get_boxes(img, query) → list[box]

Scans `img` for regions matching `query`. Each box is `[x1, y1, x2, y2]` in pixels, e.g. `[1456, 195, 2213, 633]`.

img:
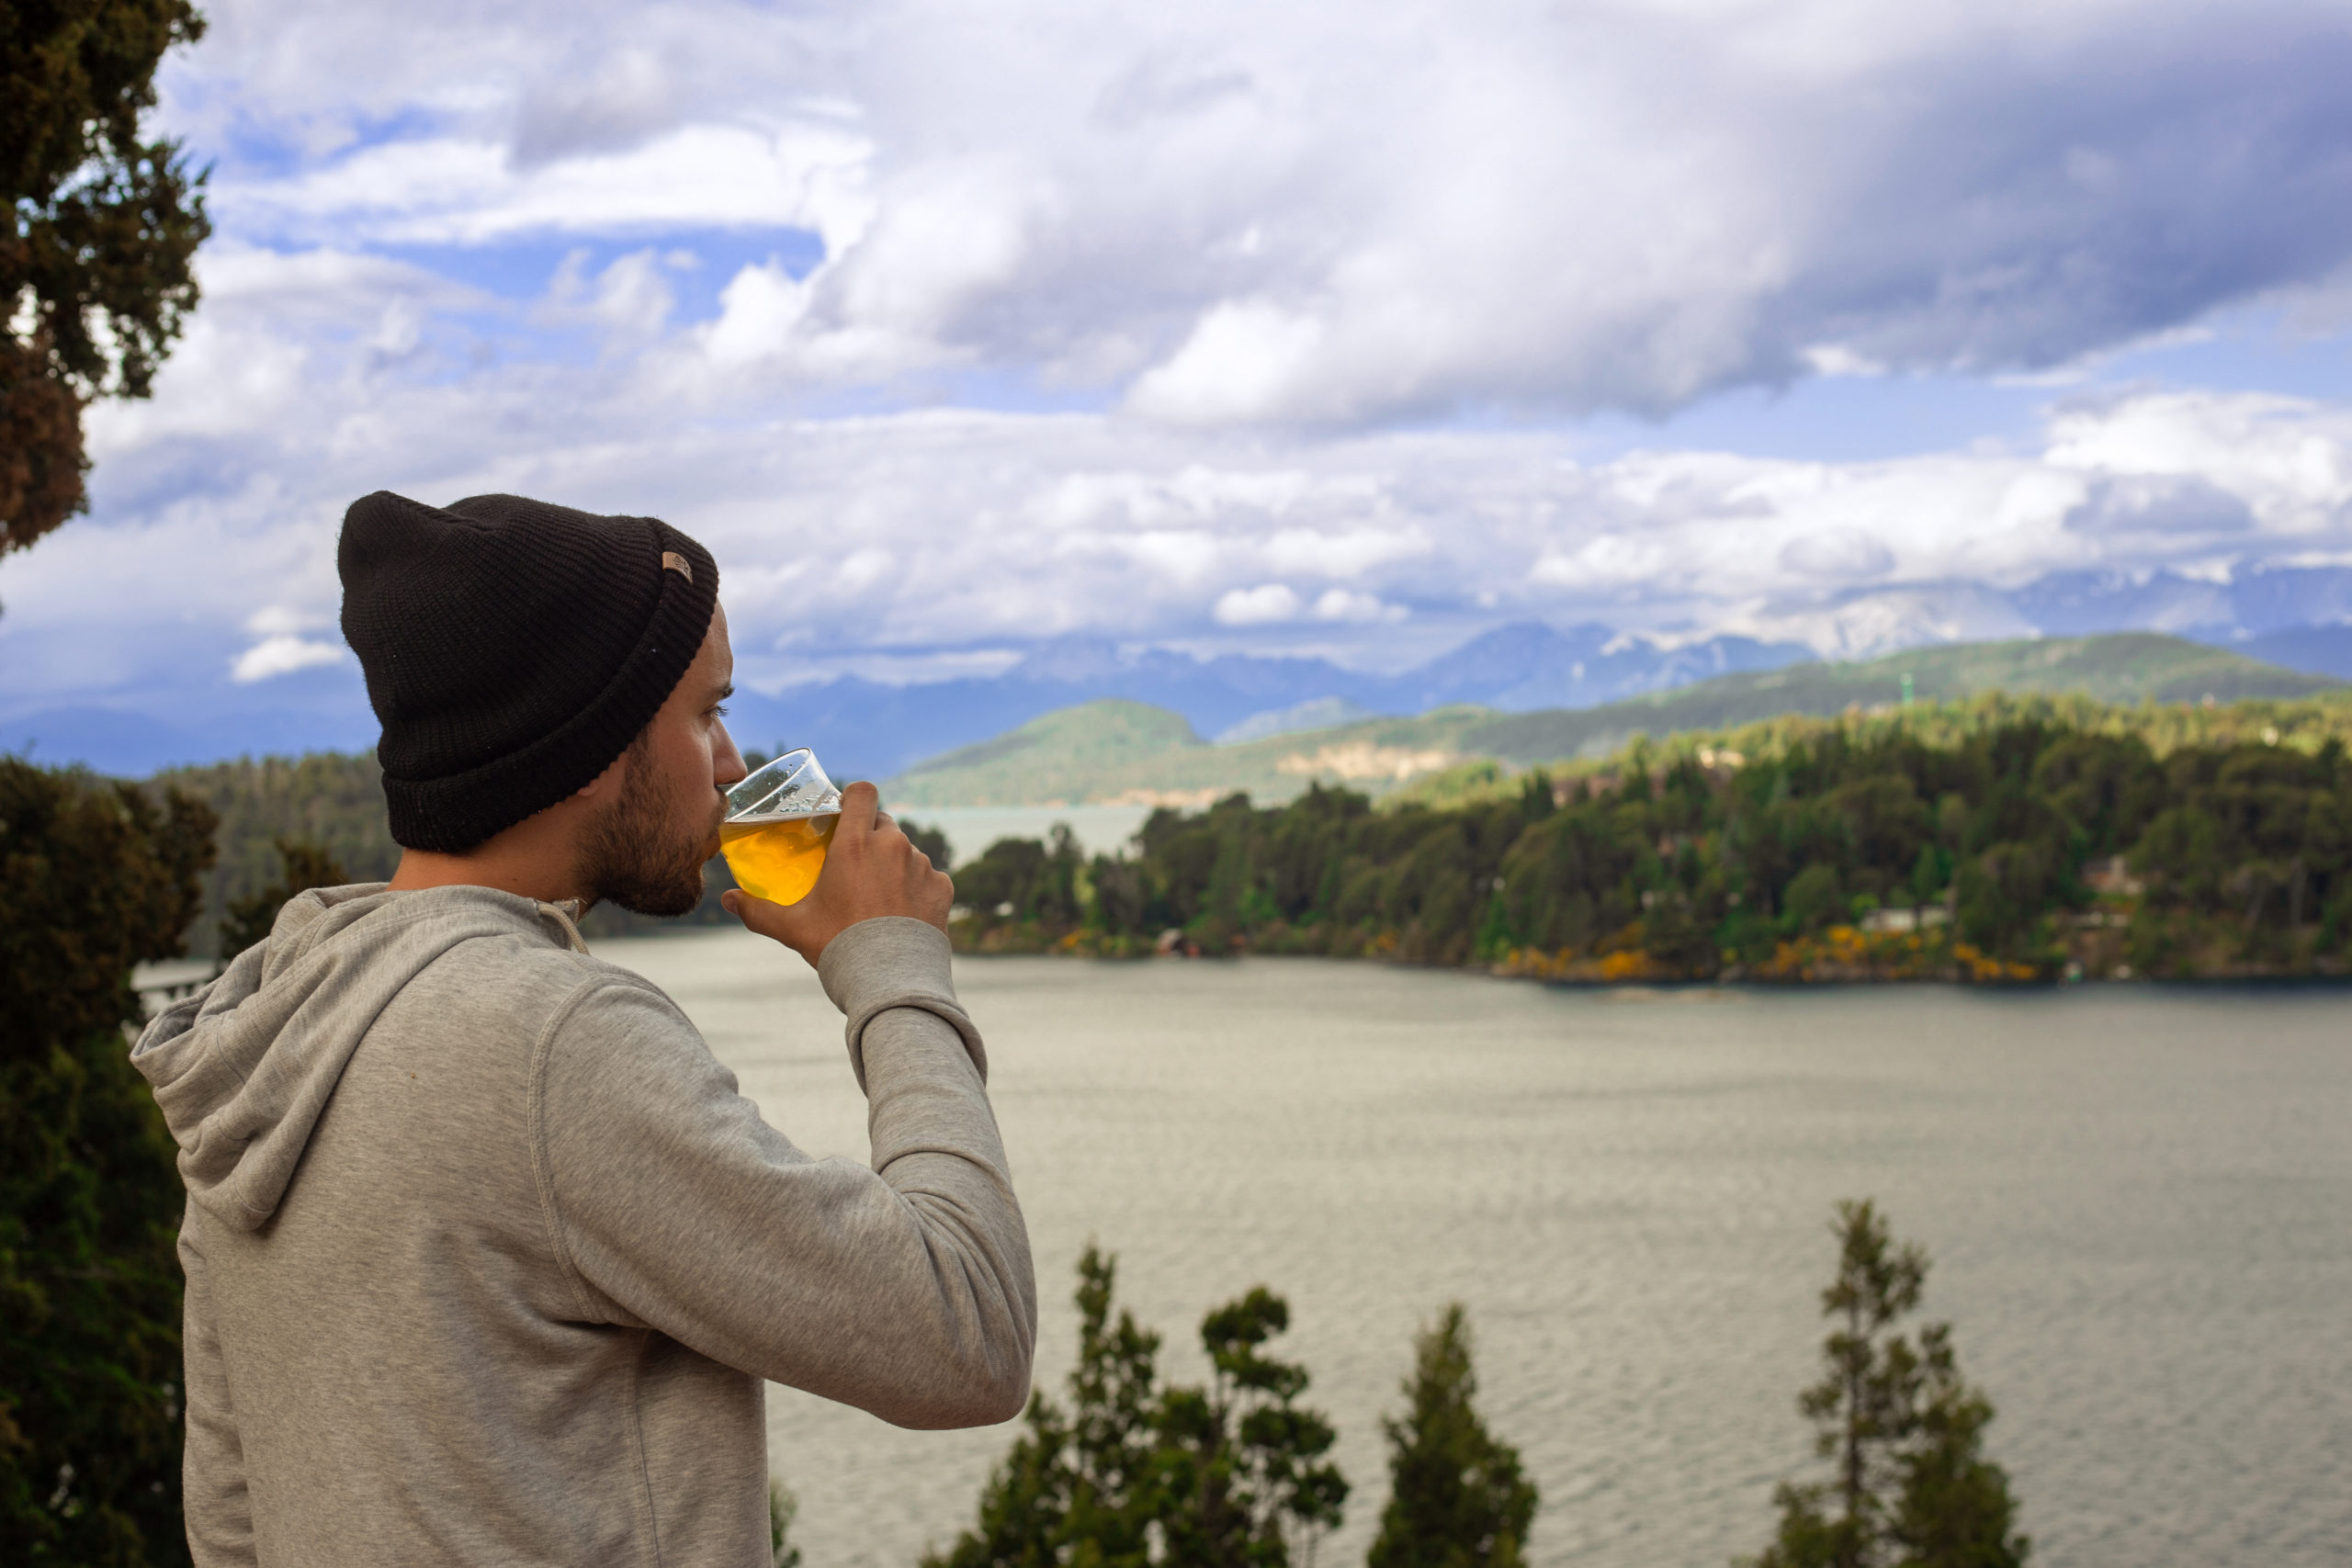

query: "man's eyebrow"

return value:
[709, 681, 735, 703]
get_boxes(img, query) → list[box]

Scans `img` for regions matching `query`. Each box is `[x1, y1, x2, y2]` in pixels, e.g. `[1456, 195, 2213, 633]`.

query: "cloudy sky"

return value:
[8, 0, 2352, 739]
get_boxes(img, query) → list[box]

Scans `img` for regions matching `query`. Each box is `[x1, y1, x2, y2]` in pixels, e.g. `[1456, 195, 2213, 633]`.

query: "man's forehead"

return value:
[701, 602, 734, 684]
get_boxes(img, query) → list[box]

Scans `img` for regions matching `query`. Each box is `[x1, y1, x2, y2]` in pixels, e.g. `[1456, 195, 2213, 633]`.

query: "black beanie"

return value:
[338, 491, 719, 853]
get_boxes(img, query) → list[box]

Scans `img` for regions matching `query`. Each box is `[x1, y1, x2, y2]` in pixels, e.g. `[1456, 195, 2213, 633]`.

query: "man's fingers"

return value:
[727, 781, 944, 962]
[722, 886, 780, 933]
[723, 886, 815, 945]
[837, 779, 881, 837]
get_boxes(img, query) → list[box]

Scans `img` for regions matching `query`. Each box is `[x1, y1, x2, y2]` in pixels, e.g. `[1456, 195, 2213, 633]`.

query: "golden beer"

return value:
[719, 811, 840, 906]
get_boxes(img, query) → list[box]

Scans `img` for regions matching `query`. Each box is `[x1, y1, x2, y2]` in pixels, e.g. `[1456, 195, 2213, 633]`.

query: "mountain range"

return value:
[723, 564, 2352, 778]
[715, 622, 1813, 780]
[18, 563, 2352, 778]
[886, 632, 2346, 807]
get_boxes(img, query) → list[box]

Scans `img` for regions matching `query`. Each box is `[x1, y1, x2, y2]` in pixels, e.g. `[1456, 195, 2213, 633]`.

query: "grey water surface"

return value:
[594, 930, 2352, 1568]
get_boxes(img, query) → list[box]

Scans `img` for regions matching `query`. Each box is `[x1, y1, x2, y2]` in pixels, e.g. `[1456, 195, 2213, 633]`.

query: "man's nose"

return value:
[713, 719, 750, 790]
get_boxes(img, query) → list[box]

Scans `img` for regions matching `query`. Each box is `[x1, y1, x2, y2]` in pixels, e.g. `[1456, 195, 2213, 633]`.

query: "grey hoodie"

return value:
[130, 884, 1035, 1568]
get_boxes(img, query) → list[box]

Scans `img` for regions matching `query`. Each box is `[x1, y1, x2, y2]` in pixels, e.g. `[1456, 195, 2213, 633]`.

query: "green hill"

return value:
[891, 700, 1201, 805]
[886, 633, 2348, 807]
[1460, 632, 2342, 764]
[888, 698, 1498, 807]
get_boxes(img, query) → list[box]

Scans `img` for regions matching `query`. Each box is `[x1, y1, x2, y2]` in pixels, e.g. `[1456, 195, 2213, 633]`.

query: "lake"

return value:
[883, 804, 1155, 867]
[593, 931, 2352, 1568]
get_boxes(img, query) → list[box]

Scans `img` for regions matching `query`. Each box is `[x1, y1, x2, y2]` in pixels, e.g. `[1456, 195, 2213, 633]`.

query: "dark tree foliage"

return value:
[928, 1247, 1346, 1568]
[903, 818, 952, 874]
[1, 757, 215, 1564]
[1744, 1201, 2028, 1568]
[3, 0, 210, 556]
[1157, 1287, 1349, 1568]
[145, 753, 397, 958]
[768, 1478, 802, 1568]
[1367, 1304, 1537, 1568]
[145, 751, 761, 950]
[957, 824, 1087, 928]
[217, 837, 350, 962]
[952, 722, 2352, 976]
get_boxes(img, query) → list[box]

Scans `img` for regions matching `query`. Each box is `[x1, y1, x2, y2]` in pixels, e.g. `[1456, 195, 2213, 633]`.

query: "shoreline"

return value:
[945, 917, 2352, 987]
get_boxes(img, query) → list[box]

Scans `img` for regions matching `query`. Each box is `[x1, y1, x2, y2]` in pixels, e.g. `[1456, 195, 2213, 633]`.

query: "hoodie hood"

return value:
[132, 883, 589, 1233]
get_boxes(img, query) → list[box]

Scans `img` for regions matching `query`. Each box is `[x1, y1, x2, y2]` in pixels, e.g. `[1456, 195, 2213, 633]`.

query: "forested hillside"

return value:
[1456, 631, 2342, 768]
[137, 687, 2352, 977]
[147, 750, 752, 953]
[948, 705, 2352, 982]
[151, 752, 399, 957]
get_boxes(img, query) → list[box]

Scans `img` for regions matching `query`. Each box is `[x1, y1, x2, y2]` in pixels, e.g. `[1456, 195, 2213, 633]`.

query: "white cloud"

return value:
[232, 636, 348, 682]
[1780, 529, 1898, 581]
[152, 0, 2352, 425]
[1261, 525, 1428, 579]
[20, 0, 2352, 731]
[1213, 584, 1304, 626]
[1311, 589, 1406, 624]
[1126, 300, 1329, 425]
[245, 604, 331, 636]
[220, 120, 876, 251]
[21, 288, 2352, 717]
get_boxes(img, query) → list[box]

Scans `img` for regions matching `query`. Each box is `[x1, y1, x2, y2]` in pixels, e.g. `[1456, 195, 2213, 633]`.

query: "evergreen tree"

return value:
[921, 1371, 1073, 1568]
[144, 750, 397, 957]
[1745, 1201, 2028, 1568]
[1064, 1247, 1164, 1567]
[931, 1248, 1345, 1568]
[2, 758, 216, 1564]
[1155, 1287, 1348, 1568]
[925, 1245, 1157, 1568]
[1367, 1303, 1537, 1568]
[219, 841, 350, 964]
[217, 837, 350, 962]
[768, 1478, 802, 1568]
[1885, 1325, 2029, 1568]
[903, 819, 953, 873]
[3, 0, 211, 556]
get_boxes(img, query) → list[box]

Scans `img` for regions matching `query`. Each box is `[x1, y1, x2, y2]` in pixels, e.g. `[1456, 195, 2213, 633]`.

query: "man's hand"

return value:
[722, 781, 954, 964]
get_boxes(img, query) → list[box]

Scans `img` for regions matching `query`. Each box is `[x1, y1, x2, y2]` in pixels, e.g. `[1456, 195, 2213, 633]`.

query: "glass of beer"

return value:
[720, 748, 842, 906]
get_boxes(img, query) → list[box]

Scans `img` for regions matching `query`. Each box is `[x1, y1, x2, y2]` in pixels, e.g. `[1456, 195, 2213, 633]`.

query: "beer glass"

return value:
[720, 749, 842, 906]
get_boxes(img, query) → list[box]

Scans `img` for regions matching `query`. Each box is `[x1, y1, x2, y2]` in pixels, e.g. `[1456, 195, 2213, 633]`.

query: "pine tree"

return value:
[1064, 1247, 1163, 1568]
[1367, 1304, 1537, 1568]
[1887, 1325, 2030, 1568]
[217, 837, 350, 962]
[1153, 1286, 1348, 1568]
[925, 1245, 1158, 1568]
[1745, 1201, 2029, 1568]
[2, 758, 216, 1564]
[931, 1248, 1346, 1568]
[3, 0, 211, 556]
[921, 1365, 1073, 1568]
[768, 1478, 802, 1568]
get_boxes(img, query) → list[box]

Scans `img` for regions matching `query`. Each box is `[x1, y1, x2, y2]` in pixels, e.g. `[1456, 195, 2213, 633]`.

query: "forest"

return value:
[949, 706, 2352, 982]
[115, 692, 2352, 980]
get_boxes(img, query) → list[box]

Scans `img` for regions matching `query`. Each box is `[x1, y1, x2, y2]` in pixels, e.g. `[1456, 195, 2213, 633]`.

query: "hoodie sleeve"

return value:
[531, 918, 1036, 1428]
[179, 1207, 259, 1567]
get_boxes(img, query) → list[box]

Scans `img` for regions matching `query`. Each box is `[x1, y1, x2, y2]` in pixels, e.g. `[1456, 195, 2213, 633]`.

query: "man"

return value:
[132, 491, 1036, 1567]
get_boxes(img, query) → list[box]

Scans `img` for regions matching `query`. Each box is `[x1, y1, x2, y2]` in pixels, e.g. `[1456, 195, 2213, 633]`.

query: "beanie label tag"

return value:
[661, 551, 693, 582]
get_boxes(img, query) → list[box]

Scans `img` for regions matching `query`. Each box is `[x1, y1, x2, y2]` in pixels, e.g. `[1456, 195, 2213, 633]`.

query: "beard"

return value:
[573, 735, 723, 918]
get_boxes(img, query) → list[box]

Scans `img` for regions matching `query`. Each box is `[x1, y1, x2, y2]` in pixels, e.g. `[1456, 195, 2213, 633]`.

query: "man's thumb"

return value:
[725, 887, 804, 944]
